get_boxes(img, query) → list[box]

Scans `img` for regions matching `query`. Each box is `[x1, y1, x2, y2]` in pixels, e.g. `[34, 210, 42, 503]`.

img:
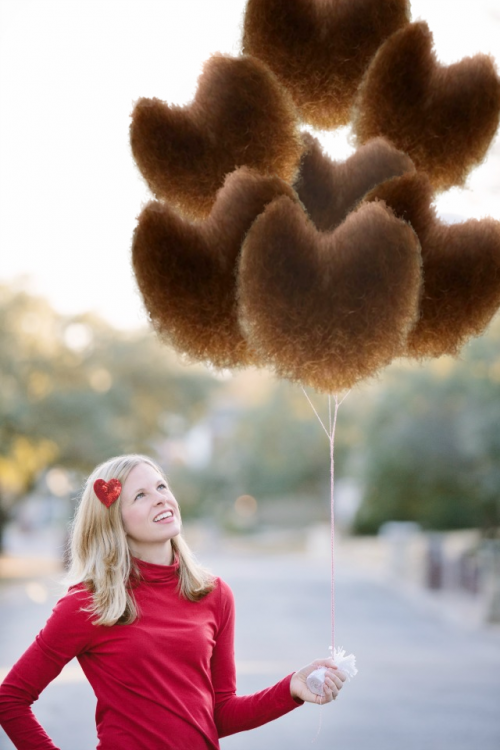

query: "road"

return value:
[1, 551, 500, 749]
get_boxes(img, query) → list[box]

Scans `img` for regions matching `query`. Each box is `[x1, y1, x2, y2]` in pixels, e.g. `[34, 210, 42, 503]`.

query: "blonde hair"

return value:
[66, 454, 215, 626]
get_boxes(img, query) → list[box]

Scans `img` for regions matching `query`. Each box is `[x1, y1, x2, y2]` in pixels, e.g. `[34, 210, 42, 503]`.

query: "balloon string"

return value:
[330, 395, 335, 652]
[301, 388, 350, 654]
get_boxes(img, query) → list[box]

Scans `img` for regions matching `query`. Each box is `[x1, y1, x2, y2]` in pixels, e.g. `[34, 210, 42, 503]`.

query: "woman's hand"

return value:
[290, 658, 346, 704]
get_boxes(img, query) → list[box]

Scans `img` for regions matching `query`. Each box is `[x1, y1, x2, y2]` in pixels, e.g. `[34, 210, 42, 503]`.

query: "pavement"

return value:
[1, 546, 500, 749]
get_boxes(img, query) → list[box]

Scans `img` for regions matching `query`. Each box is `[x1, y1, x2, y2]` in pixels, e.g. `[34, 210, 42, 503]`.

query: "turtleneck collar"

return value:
[132, 555, 180, 584]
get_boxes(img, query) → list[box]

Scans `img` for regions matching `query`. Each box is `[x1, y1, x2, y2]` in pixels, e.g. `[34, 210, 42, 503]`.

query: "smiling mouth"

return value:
[153, 511, 174, 522]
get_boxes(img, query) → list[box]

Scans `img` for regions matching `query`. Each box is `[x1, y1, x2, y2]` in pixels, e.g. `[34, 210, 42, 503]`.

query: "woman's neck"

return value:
[129, 540, 174, 566]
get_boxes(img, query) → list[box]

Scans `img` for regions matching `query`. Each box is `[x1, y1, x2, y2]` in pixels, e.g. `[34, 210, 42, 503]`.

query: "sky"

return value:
[1, 0, 499, 330]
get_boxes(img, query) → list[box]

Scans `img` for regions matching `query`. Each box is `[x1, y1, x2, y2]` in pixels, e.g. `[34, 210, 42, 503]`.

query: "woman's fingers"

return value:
[324, 670, 346, 700]
[326, 669, 346, 687]
[327, 676, 344, 691]
[292, 659, 349, 703]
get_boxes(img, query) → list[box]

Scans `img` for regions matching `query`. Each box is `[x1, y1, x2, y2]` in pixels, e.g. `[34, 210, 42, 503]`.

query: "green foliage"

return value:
[353, 316, 500, 534]
[234, 385, 337, 497]
[2, 281, 499, 541]
[183, 381, 355, 527]
[0, 283, 216, 510]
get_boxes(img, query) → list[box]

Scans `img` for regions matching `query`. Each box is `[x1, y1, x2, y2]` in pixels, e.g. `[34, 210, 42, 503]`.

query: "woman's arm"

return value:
[211, 580, 346, 737]
[210, 579, 300, 738]
[0, 587, 94, 750]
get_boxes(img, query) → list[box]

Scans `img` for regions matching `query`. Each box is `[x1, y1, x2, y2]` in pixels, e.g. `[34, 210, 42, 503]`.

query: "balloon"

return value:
[132, 167, 297, 369]
[238, 197, 422, 392]
[130, 54, 303, 219]
[294, 134, 413, 232]
[363, 172, 500, 357]
[353, 22, 500, 191]
[242, 0, 409, 129]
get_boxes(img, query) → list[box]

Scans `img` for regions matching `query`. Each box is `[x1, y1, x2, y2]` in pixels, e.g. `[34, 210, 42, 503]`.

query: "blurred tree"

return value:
[189, 380, 355, 525]
[2, 281, 499, 549]
[353, 316, 500, 535]
[235, 384, 351, 498]
[0, 282, 217, 549]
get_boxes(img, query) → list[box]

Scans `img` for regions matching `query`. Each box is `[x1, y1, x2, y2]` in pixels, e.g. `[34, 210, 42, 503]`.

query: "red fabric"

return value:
[0, 558, 302, 749]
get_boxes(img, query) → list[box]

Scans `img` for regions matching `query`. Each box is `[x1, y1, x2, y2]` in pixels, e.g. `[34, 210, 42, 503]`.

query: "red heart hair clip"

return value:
[94, 478, 122, 508]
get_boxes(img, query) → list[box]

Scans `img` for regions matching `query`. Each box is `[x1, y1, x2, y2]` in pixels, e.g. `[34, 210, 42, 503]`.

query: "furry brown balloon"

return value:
[294, 133, 414, 231]
[130, 54, 303, 219]
[132, 168, 297, 369]
[238, 197, 422, 392]
[242, 0, 410, 130]
[363, 173, 500, 358]
[353, 22, 500, 191]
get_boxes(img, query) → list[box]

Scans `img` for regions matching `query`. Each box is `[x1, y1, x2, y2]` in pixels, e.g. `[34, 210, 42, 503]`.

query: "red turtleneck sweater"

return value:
[0, 558, 302, 749]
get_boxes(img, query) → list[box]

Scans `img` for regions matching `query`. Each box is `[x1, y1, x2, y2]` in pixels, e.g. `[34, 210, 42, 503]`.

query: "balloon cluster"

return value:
[130, 0, 500, 393]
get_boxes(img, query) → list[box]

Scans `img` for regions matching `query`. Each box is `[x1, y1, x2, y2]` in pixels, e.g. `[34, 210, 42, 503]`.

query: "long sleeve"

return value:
[211, 581, 303, 738]
[0, 587, 94, 750]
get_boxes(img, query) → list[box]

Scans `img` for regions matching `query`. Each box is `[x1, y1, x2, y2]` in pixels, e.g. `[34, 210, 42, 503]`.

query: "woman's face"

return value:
[120, 462, 181, 561]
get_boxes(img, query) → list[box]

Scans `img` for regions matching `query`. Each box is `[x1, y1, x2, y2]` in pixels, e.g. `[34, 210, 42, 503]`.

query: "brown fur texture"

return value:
[242, 0, 410, 129]
[130, 54, 303, 219]
[294, 133, 414, 231]
[353, 22, 500, 191]
[238, 197, 422, 392]
[363, 173, 500, 358]
[132, 167, 297, 369]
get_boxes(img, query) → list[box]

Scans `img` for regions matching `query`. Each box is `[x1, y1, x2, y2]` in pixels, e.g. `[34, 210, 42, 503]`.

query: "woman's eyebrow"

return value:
[133, 481, 167, 493]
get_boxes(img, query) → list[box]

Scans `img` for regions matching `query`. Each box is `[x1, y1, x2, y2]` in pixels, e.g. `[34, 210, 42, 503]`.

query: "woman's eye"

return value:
[158, 483, 167, 490]
[135, 492, 145, 501]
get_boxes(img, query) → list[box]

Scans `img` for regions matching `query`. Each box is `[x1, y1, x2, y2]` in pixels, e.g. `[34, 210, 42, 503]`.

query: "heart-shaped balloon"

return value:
[238, 196, 422, 392]
[353, 22, 500, 191]
[242, 0, 410, 129]
[132, 167, 297, 369]
[130, 54, 302, 219]
[294, 134, 414, 232]
[363, 172, 500, 358]
[94, 479, 122, 508]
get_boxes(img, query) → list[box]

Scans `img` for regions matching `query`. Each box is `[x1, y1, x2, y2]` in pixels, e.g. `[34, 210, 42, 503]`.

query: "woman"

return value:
[0, 454, 345, 749]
